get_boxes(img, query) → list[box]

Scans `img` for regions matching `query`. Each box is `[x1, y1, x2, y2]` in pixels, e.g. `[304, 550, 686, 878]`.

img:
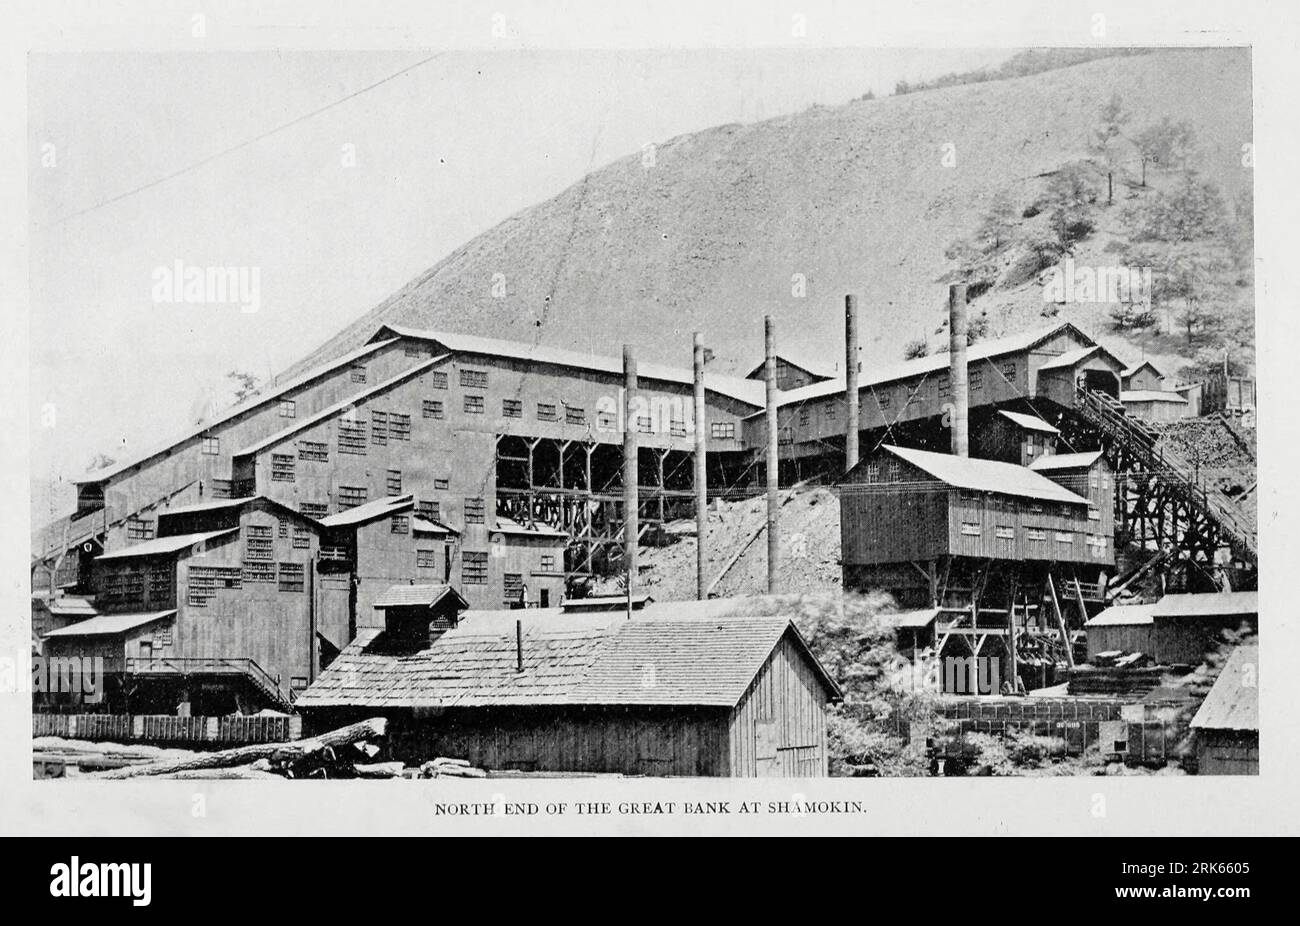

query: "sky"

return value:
[28, 47, 1015, 521]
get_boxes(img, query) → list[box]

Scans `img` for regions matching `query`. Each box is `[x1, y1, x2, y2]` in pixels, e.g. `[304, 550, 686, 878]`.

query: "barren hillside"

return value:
[283, 48, 1253, 382]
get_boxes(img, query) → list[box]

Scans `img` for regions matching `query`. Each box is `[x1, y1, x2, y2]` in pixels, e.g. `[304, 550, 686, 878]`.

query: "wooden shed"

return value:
[1083, 604, 1156, 661]
[296, 599, 842, 777]
[1121, 389, 1189, 422]
[1150, 591, 1258, 666]
[1191, 642, 1258, 775]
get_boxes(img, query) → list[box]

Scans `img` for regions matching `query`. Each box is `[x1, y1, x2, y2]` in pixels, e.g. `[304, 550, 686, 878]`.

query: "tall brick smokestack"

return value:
[844, 294, 860, 471]
[949, 283, 969, 458]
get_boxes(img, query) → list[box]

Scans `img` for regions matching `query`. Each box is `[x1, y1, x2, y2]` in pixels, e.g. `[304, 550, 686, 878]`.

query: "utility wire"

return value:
[55, 51, 445, 224]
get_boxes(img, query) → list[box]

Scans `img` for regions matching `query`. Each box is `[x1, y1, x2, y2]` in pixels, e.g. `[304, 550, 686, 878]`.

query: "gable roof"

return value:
[373, 584, 469, 610]
[235, 355, 448, 458]
[43, 610, 176, 638]
[1151, 591, 1258, 619]
[74, 338, 398, 485]
[372, 324, 765, 408]
[1122, 359, 1166, 378]
[1029, 450, 1104, 472]
[843, 445, 1090, 505]
[744, 352, 838, 383]
[157, 495, 321, 530]
[296, 605, 840, 710]
[94, 528, 239, 561]
[1085, 604, 1156, 628]
[1190, 643, 1258, 732]
[751, 322, 1097, 415]
[319, 495, 415, 528]
[998, 410, 1059, 434]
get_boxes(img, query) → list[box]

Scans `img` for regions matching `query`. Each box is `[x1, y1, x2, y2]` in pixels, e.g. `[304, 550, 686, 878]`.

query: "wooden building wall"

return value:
[1195, 729, 1258, 775]
[378, 705, 731, 776]
[1086, 623, 1155, 660]
[1124, 366, 1165, 392]
[172, 506, 345, 691]
[971, 414, 1057, 467]
[1152, 616, 1255, 665]
[840, 452, 1111, 569]
[1125, 398, 1188, 423]
[727, 634, 831, 777]
[42, 616, 175, 669]
[750, 327, 1097, 460]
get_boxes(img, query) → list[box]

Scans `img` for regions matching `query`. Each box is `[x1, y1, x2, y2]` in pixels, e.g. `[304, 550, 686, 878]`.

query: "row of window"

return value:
[296, 484, 449, 520]
[956, 522, 1109, 549]
[187, 562, 303, 604]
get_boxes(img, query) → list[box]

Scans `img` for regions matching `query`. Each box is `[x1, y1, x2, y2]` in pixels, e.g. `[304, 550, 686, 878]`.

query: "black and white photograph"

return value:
[1, 0, 1295, 855]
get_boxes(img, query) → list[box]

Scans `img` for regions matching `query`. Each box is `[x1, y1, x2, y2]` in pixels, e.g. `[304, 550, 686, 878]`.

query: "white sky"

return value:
[28, 47, 1014, 518]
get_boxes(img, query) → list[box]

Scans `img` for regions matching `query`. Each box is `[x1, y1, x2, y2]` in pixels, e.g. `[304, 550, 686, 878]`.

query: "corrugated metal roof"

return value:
[375, 325, 765, 408]
[857, 445, 1090, 505]
[756, 322, 1096, 413]
[1121, 390, 1187, 404]
[1152, 591, 1258, 619]
[43, 610, 176, 638]
[296, 606, 840, 709]
[236, 356, 448, 457]
[75, 339, 398, 484]
[998, 410, 1059, 434]
[373, 584, 467, 610]
[320, 495, 414, 528]
[1085, 604, 1156, 627]
[1029, 450, 1104, 472]
[95, 529, 238, 561]
[1191, 643, 1258, 731]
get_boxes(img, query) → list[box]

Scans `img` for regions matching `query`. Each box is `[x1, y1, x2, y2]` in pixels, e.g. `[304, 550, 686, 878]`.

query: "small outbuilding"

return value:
[1191, 642, 1258, 775]
[297, 599, 842, 777]
[1083, 603, 1156, 661]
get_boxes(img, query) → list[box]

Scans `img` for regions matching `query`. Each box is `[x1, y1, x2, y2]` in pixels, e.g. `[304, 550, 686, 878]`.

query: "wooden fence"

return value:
[33, 713, 302, 747]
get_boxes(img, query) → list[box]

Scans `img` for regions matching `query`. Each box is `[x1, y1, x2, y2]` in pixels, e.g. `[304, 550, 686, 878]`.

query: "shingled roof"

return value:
[296, 605, 841, 710]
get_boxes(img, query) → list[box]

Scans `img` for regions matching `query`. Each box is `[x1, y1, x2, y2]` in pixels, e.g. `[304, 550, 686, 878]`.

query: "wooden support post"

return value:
[765, 316, 780, 595]
[623, 345, 638, 619]
[1046, 573, 1075, 669]
[694, 332, 708, 600]
[1007, 575, 1019, 694]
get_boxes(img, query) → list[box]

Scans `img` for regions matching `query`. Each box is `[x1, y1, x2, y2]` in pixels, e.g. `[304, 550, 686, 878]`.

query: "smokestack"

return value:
[844, 294, 861, 471]
[948, 283, 969, 458]
[516, 619, 523, 673]
[623, 345, 639, 620]
[694, 332, 708, 601]
[765, 316, 780, 594]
